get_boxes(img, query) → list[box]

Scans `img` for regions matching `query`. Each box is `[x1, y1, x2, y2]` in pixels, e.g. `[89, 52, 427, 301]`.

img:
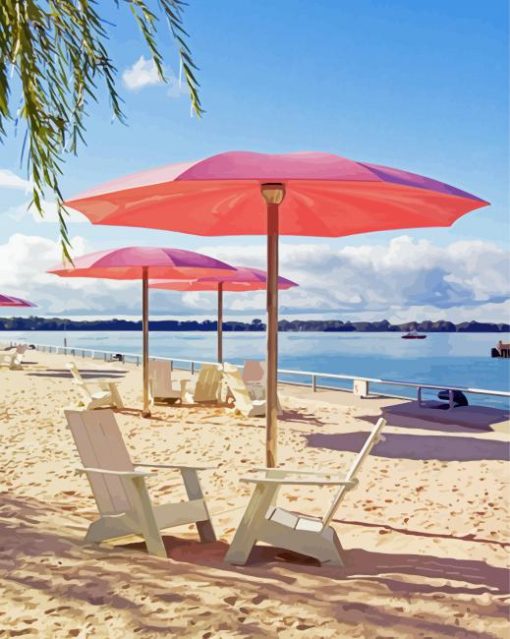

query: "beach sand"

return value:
[1, 349, 508, 638]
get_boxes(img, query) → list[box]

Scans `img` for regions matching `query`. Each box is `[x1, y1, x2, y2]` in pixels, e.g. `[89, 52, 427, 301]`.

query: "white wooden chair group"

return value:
[67, 362, 124, 410]
[65, 408, 385, 566]
[148, 359, 280, 417]
[0, 344, 27, 370]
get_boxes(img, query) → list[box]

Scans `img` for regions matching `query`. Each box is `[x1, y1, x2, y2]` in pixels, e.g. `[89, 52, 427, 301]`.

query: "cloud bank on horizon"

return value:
[0, 231, 508, 324]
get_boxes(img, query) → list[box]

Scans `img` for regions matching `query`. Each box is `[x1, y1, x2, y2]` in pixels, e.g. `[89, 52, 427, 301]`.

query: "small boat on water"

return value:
[401, 330, 427, 340]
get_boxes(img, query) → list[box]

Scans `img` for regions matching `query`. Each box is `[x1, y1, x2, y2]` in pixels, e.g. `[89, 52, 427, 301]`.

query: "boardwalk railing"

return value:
[12, 340, 510, 407]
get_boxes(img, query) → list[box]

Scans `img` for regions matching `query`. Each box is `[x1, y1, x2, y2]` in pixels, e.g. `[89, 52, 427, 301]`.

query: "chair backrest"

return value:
[149, 359, 172, 397]
[242, 360, 266, 386]
[194, 364, 222, 402]
[223, 363, 254, 414]
[65, 409, 135, 516]
[322, 417, 386, 527]
[16, 344, 28, 354]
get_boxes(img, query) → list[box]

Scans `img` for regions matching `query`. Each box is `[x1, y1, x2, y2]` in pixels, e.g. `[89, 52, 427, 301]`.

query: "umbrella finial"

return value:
[261, 183, 286, 205]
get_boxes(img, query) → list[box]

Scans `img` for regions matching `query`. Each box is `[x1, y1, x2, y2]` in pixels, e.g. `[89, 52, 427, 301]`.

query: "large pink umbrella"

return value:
[0, 293, 36, 307]
[150, 267, 298, 363]
[66, 151, 489, 465]
[49, 246, 235, 416]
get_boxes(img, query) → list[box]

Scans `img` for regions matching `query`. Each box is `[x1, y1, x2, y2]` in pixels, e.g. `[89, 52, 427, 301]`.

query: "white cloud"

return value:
[7, 199, 88, 224]
[0, 233, 508, 323]
[199, 236, 510, 318]
[0, 234, 139, 315]
[122, 56, 164, 91]
[0, 169, 32, 192]
[122, 56, 186, 98]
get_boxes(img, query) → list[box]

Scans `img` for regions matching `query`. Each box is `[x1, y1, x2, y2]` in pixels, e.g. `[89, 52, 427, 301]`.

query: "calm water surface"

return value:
[3, 330, 509, 408]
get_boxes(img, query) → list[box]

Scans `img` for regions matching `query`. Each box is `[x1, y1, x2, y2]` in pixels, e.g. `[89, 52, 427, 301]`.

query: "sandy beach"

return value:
[1, 348, 509, 638]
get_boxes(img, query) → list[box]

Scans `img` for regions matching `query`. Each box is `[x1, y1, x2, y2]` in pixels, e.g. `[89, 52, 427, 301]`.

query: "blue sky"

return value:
[0, 0, 508, 321]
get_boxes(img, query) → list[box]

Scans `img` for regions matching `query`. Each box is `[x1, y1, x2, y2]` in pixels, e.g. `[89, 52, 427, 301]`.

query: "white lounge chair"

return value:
[65, 409, 216, 557]
[149, 359, 188, 404]
[225, 417, 386, 566]
[66, 362, 124, 410]
[182, 364, 223, 404]
[223, 363, 282, 417]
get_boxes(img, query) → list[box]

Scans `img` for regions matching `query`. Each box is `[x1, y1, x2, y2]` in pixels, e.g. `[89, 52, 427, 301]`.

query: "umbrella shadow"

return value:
[305, 430, 510, 462]
[357, 412, 493, 434]
[380, 401, 509, 433]
[28, 367, 127, 380]
[2, 493, 507, 638]
[128, 536, 510, 597]
[279, 409, 325, 426]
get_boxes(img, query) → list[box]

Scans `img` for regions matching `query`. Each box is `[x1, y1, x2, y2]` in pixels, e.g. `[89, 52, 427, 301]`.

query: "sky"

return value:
[0, 0, 508, 323]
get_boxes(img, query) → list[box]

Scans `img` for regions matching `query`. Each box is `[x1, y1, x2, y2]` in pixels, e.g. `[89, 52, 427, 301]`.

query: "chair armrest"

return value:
[252, 467, 342, 477]
[135, 463, 216, 471]
[77, 467, 151, 478]
[240, 475, 357, 487]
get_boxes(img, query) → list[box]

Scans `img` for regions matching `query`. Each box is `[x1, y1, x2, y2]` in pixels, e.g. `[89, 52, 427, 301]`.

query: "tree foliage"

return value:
[0, 0, 201, 261]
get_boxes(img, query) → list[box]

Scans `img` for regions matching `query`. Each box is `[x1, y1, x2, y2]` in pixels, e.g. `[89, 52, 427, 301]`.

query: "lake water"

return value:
[3, 330, 509, 408]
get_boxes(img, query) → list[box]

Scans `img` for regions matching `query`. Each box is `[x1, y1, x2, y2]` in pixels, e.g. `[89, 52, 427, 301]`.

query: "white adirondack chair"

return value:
[65, 409, 216, 557]
[149, 359, 188, 404]
[182, 364, 223, 404]
[66, 362, 124, 410]
[0, 345, 26, 370]
[223, 363, 281, 417]
[225, 417, 386, 566]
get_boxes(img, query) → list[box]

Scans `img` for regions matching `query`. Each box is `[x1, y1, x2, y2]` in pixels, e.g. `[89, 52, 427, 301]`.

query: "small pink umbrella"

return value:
[49, 246, 235, 416]
[150, 267, 298, 362]
[0, 293, 36, 307]
[66, 151, 489, 465]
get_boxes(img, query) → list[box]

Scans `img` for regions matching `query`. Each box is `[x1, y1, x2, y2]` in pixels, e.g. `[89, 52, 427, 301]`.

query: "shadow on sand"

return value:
[28, 367, 127, 380]
[381, 401, 509, 433]
[305, 430, 510, 462]
[1, 493, 508, 637]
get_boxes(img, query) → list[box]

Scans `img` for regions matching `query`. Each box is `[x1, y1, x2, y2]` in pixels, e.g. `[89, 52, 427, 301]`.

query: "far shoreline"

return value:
[1, 317, 509, 333]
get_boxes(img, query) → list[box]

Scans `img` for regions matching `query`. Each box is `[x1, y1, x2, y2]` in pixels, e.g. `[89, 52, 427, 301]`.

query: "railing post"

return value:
[191, 362, 195, 375]
[312, 374, 317, 392]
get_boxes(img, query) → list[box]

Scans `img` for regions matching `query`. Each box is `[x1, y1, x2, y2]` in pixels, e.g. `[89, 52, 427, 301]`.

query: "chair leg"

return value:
[309, 527, 344, 566]
[130, 477, 167, 558]
[224, 530, 258, 565]
[181, 469, 216, 542]
[224, 483, 279, 565]
[109, 383, 124, 408]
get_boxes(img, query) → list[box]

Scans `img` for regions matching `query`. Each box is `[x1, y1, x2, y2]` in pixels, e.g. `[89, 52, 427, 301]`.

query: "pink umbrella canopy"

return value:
[0, 293, 36, 307]
[49, 246, 236, 416]
[66, 151, 488, 236]
[49, 246, 235, 280]
[150, 267, 297, 292]
[150, 267, 298, 362]
[66, 151, 489, 466]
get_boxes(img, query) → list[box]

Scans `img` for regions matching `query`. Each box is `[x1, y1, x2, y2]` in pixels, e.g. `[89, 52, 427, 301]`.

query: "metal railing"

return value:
[14, 340, 510, 406]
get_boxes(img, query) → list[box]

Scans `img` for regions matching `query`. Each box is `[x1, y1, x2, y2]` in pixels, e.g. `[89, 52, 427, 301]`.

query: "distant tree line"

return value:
[0, 316, 508, 332]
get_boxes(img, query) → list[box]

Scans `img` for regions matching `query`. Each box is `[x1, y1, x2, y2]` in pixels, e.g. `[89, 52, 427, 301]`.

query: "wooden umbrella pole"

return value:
[217, 282, 224, 364]
[261, 183, 285, 467]
[142, 267, 150, 417]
